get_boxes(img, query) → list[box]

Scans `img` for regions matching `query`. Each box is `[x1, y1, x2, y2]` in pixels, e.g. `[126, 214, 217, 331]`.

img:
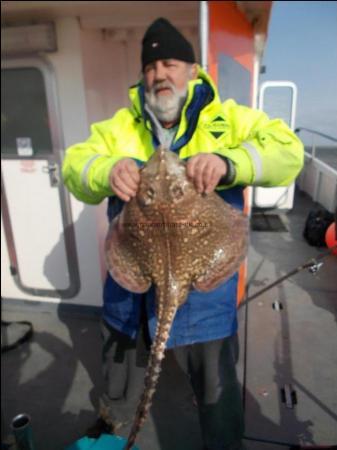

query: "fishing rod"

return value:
[243, 244, 337, 305]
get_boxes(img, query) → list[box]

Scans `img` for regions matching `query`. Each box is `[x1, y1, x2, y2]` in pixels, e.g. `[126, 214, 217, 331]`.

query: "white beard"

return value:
[145, 82, 188, 124]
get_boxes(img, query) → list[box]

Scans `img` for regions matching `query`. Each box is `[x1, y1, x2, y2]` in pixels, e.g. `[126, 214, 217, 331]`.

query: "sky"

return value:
[260, 1, 337, 146]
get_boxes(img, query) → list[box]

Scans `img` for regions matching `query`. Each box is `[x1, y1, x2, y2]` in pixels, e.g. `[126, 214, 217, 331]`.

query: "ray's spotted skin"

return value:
[105, 147, 248, 450]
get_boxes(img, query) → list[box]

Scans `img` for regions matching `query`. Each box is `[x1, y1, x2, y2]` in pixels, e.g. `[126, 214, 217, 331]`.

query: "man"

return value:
[62, 18, 303, 450]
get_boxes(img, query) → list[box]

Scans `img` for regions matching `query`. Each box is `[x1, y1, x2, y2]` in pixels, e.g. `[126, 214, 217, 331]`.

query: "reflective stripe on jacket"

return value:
[62, 67, 304, 347]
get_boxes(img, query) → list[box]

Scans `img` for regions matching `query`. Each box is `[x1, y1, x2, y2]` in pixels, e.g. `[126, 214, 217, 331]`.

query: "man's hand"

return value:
[109, 158, 140, 202]
[186, 153, 227, 194]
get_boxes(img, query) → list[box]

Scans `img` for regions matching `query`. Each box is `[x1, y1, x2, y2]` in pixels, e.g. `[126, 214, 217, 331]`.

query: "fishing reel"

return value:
[308, 260, 324, 275]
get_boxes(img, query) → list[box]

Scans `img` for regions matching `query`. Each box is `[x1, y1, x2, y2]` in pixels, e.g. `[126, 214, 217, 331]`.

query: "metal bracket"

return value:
[281, 384, 297, 409]
[42, 162, 60, 187]
[272, 300, 283, 311]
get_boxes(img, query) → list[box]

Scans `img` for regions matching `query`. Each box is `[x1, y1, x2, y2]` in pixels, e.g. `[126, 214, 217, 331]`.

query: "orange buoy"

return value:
[325, 222, 337, 255]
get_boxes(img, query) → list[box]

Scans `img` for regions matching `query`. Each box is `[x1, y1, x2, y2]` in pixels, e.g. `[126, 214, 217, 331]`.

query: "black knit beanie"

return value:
[141, 18, 196, 71]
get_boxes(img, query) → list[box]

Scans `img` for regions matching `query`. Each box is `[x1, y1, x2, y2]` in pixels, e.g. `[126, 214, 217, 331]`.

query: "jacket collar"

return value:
[128, 67, 221, 151]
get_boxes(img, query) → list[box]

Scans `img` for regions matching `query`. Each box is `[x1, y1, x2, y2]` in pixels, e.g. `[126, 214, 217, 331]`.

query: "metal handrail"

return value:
[295, 127, 337, 213]
[295, 126, 337, 169]
[295, 127, 337, 143]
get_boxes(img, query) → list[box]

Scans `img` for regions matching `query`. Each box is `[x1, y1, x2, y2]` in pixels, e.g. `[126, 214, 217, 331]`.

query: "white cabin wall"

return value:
[80, 29, 130, 122]
[47, 17, 105, 307]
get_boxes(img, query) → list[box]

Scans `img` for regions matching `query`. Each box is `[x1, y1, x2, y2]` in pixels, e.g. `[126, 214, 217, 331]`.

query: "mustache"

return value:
[149, 82, 176, 95]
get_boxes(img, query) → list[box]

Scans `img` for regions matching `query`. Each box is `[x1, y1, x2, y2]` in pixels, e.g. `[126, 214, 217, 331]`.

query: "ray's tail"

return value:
[124, 303, 178, 450]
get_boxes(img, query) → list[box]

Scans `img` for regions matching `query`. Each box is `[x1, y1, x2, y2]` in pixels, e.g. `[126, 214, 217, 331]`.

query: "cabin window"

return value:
[1, 67, 53, 156]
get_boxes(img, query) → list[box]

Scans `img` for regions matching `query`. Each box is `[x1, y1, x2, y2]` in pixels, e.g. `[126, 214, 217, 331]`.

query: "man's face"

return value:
[143, 59, 198, 124]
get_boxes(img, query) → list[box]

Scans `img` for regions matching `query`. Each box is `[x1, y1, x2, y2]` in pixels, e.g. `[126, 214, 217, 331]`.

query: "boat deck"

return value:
[2, 190, 337, 450]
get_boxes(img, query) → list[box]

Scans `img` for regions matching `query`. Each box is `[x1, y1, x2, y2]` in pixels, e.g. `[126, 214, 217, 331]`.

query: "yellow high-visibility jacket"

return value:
[62, 67, 304, 205]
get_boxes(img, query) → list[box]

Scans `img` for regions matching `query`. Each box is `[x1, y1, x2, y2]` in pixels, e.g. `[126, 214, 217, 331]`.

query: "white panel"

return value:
[318, 173, 337, 212]
[80, 28, 129, 121]
[2, 159, 69, 290]
[298, 155, 337, 213]
[48, 18, 104, 306]
[254, 184, 295, 210]
[299, 162, 316, 195]
[2, 24, 57, 55]
[47, 17, 90, 147]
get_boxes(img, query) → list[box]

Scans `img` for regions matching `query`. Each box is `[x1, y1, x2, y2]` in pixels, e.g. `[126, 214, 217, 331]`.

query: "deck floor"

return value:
[2, 190, 337, 450]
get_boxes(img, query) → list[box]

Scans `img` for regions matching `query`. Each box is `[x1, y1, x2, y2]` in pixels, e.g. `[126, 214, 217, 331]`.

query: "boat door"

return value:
[254, 81, 298, 210]
[1, 57, 80, 300]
